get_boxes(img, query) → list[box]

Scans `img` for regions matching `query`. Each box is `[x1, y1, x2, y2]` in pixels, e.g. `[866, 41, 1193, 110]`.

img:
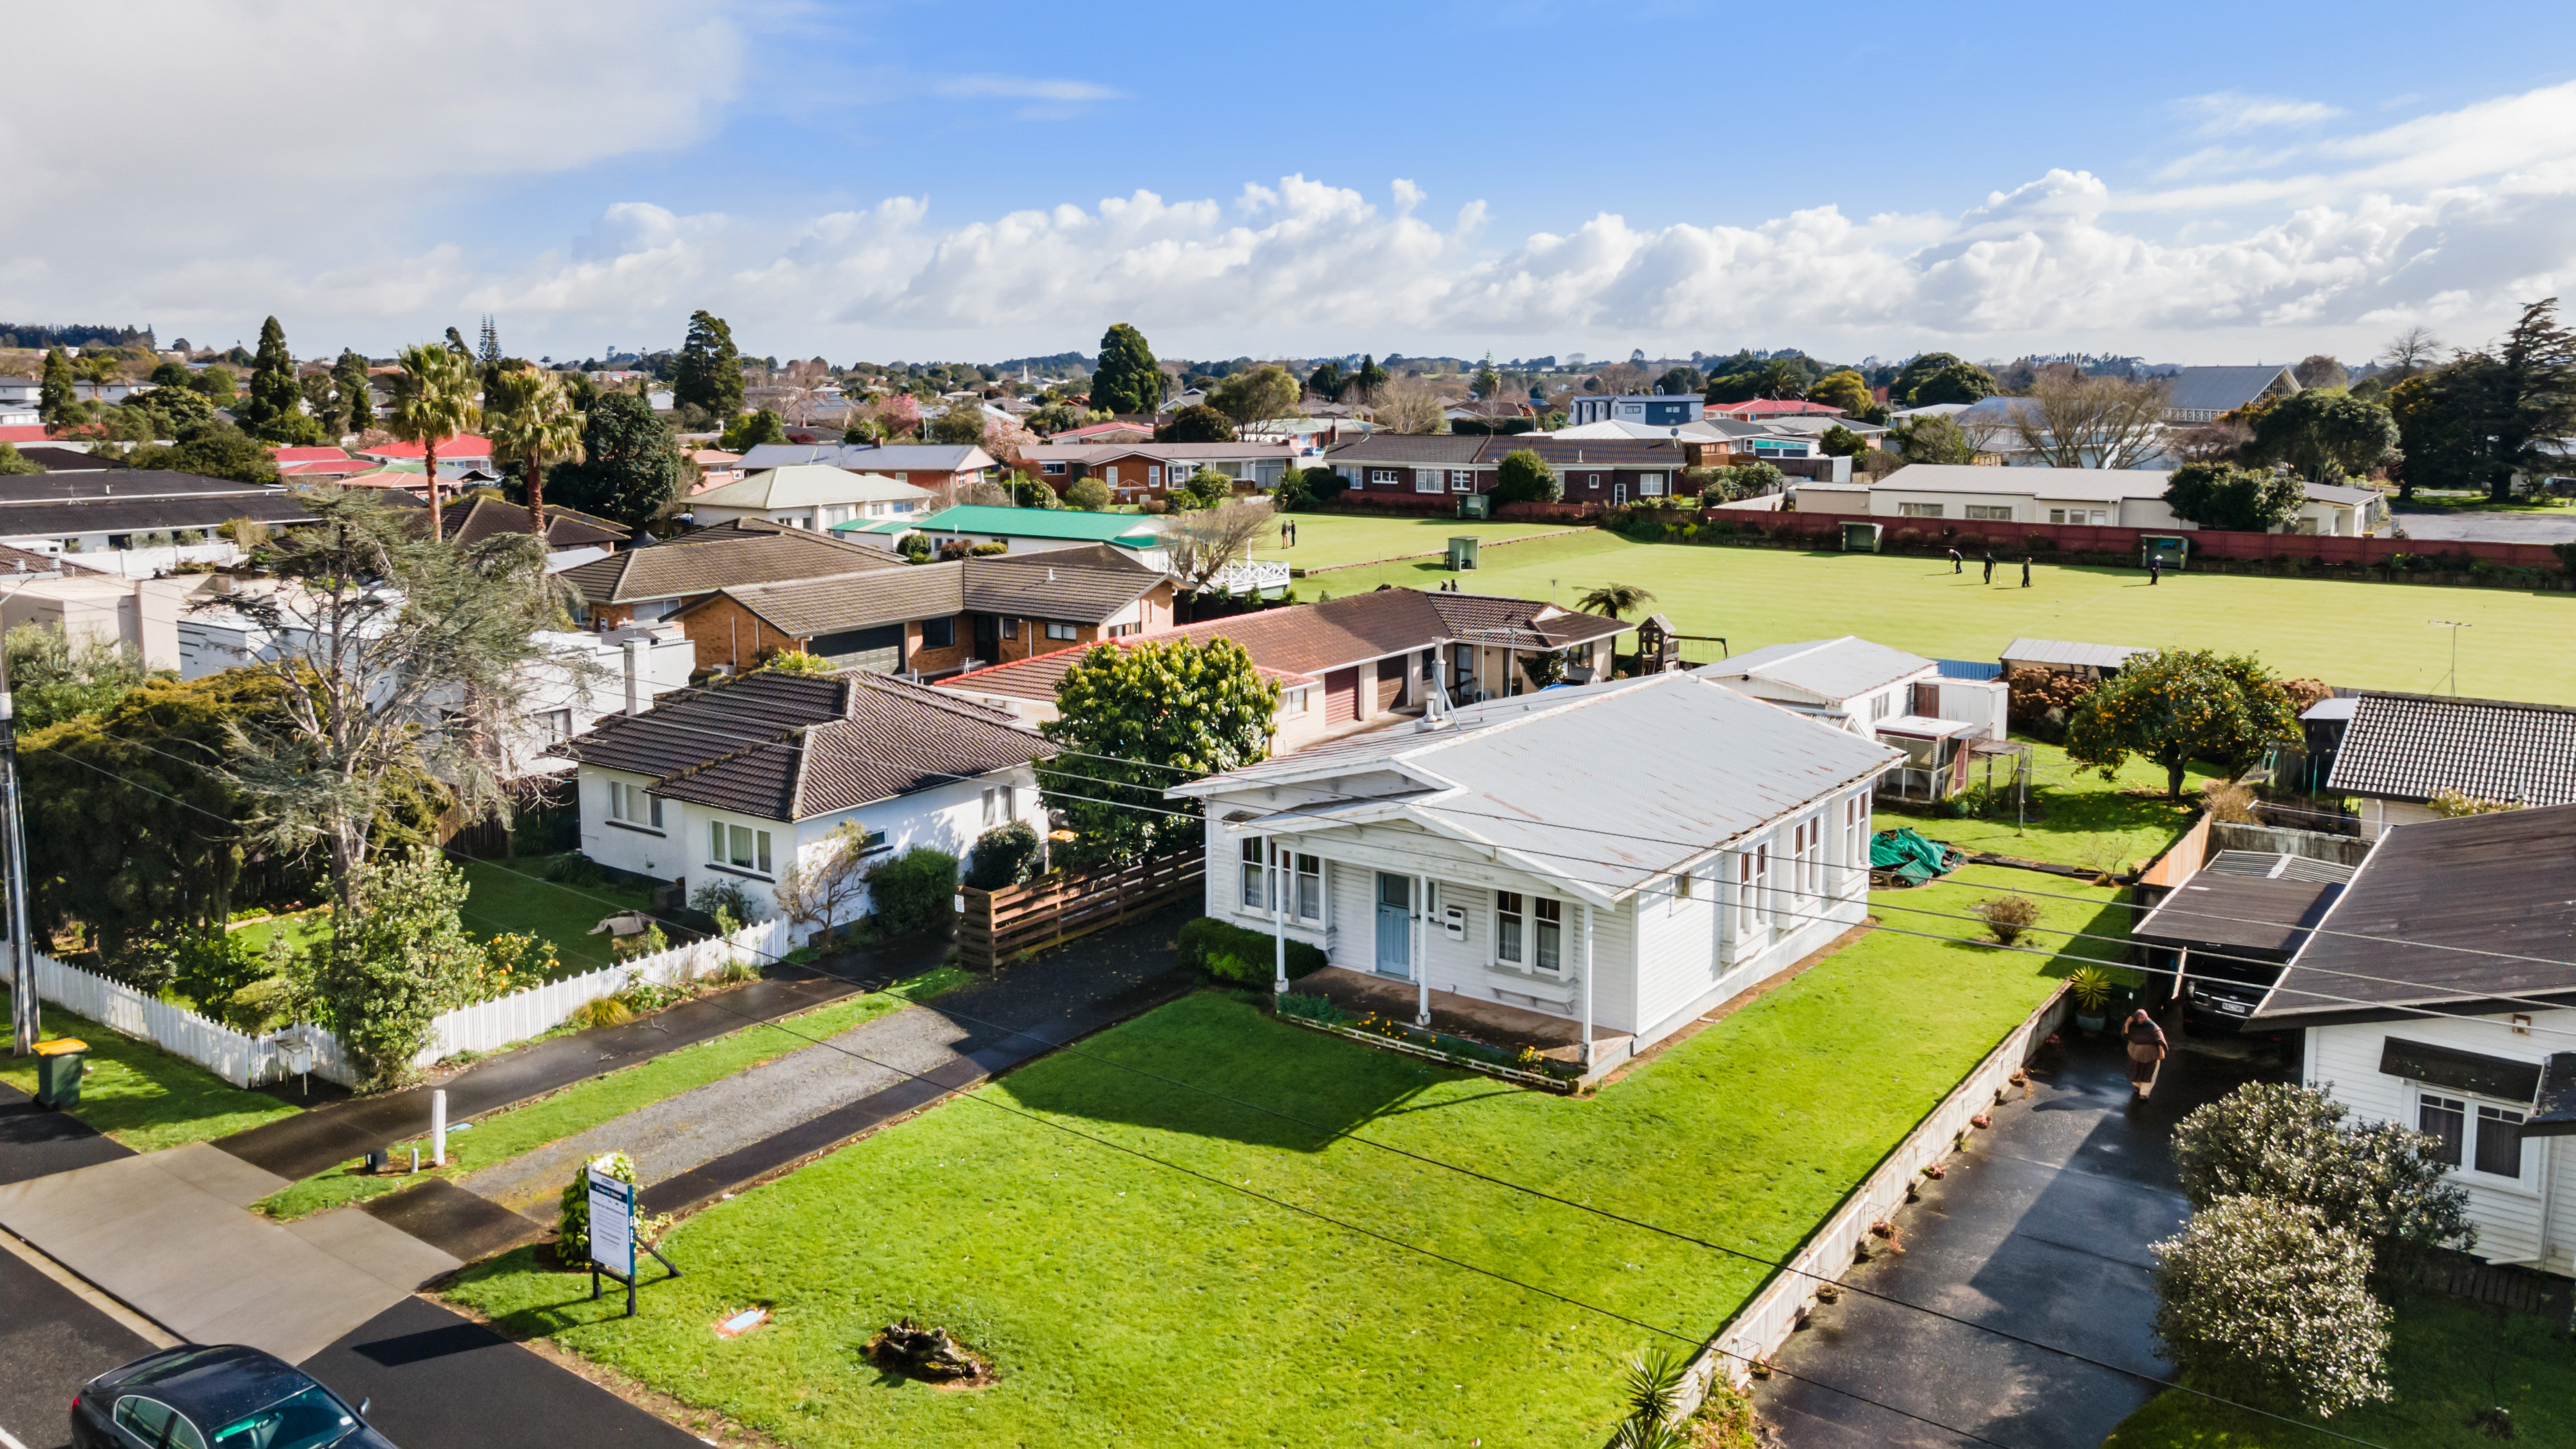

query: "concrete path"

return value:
[0, 1142, 461, 1366]
[1754, 1024, 2277, 1448]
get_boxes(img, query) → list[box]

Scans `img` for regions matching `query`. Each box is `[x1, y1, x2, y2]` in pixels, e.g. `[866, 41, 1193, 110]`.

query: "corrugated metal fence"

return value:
[24, 918, 788, 1090]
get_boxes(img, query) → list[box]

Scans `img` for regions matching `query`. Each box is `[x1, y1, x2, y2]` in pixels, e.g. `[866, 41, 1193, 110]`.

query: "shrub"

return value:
[690, 879, 760, 932]
[757, 650, 833, 676]
[1064, 475, 1115, 511]
[223, 975, 299, 1035]
[2172, 1081, 2474, 1269]
[1969, 895, 2040, 945]
[571, 995, 634, 1030]
[963, 820, 1042, 891]
[556, 1150, 636, 1260]
[2005, 667, 2096, 742]
[2152, 1196, 2392, 1416]
[1177, 916, 1326, 982]
[610, 923, 668, 962]
[866, 846, 958, 936]
[1492, 448, 1561, 506]
[545, 852, 605, 887]
[969, 540, 1010, 556]
[2200, 777, 2259, 823]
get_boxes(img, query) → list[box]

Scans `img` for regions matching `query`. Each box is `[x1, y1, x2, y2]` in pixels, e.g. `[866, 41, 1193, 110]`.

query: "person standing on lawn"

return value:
[2125, 1009, 2168, 1098]
[2020, 557, 2032, 588]
[1947, 546, 1963, 574]
[1981, 550, 1995, 583]
[2148, 554, 2163, 585]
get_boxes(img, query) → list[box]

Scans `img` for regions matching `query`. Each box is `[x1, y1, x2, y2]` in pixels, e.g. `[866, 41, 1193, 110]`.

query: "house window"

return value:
[982, 786, 1014, 827]
[1241, 838, 1268, 911]
[1495, 891, 1562, 972]
[1737, 844, 1770, 934]
[1843, 794, 1866, 887]
[1282, 685, 1312, 715]
[535, 708, 573, 744]
[607, 781, 663, 830]
[1898, 502, 1944, 518]
[1586, 474, 1602, 489]
[1148, 466, 1162, 486]
[998, 617, 1021, 640]
[2419, 1093, 2466, 1168]
[1965, 505, 2013, 521]
[1041, 461, 1065, 475]
[921, 616, 956, 649]
[1370, 469, 1400, 487]
[1798, 817, 1823, 901]
[1105, 621, 1141, 638]
[710, 821, 773, 876]
[1045, 621, 1078, 641]
[1870, 692, 1893, 722]
[2476, 1104, 2527, 1179]
[1415, 468, 1443, 493]
[1294, 853, 1322, 923]
[1639, 473, 1666, 497]
[1450, 469, 1476, 492]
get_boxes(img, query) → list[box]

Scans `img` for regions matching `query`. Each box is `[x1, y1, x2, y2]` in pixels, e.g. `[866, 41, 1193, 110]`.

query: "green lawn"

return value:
[443, 873, 2110, 1449]
[2103, 1294, 2573, 1448]
[455, 856, 658, 977]
[1276, 511, 1587, 571]
[1908, 738, 2217, 876]
[0, 996, 301, 1151]
[258, 965, 972, 1220]
[1300, 532, 2576, 702]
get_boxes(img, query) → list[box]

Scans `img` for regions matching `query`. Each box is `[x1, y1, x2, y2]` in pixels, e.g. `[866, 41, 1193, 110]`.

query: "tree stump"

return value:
[875, 1318, 980, 1381]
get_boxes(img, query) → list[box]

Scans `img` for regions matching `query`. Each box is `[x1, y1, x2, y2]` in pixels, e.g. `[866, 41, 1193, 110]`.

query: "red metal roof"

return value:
[357, 435, 493, 460]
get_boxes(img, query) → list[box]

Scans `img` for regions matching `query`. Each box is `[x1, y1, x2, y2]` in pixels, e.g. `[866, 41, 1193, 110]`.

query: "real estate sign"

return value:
[586, 1161, 635, 1279]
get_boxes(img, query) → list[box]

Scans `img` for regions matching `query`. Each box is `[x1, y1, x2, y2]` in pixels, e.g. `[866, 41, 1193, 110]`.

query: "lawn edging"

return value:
[1271, 996, 1581, 1092]
[1666, 981, 2074, 1428]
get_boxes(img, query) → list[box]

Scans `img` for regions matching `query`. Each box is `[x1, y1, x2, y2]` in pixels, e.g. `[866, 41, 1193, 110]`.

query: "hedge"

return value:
[1177, 916, 1327, 983]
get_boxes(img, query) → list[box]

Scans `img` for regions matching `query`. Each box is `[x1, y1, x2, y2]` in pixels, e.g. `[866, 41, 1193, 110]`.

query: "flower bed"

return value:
[1274, 990, 1584, 1090]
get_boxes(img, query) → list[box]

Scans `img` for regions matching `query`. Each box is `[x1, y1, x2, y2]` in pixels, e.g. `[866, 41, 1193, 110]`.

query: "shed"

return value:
[1447, 536, 1481, 571]
[1840, 520, 1882, 553]
[2000, 638, 2146, 679]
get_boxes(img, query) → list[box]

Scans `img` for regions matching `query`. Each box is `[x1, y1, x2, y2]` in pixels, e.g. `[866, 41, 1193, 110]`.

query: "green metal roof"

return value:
[846, 505, 1161, 545]
[835, 517, 917, 536]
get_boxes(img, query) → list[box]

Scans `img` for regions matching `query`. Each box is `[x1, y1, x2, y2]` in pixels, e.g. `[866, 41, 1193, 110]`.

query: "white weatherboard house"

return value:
[556, 669, 1052, 941]
[1172, 674, 1902, 1074]
[2249, 804, 2576, 1273]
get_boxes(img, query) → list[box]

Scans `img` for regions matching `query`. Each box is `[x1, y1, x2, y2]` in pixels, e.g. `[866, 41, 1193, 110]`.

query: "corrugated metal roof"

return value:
[1695, 636, 1931, 703]
[2325, 691, 2576, 806]
[2255, 803, 2576, 1019]
[894, 506, 1161, 545]
[2001, 638, 2147, 670]
[1177, 674, 1900, 900]
[2165, 365, 2298, 417]
[2132, 870, 2344, 956]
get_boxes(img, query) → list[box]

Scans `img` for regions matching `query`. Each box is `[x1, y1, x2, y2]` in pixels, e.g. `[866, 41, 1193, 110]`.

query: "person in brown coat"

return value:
[2124, 1009, 2169, 1098]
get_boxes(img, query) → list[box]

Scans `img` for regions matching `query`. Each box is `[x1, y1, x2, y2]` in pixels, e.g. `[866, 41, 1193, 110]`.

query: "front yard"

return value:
[444, 869, 2112, 1449]
[0, 995, 300, 1151]
[2104, 1293, 2573, 1448]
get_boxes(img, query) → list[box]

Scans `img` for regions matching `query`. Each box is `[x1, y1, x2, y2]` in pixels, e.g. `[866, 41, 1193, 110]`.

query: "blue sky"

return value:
[9, 1, 2576, 367]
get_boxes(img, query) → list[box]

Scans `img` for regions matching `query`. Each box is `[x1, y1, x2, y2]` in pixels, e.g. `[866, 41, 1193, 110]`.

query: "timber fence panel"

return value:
[408, 918, 786, 1067]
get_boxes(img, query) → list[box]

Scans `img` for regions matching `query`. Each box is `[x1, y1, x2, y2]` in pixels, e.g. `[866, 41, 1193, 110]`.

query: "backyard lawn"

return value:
[0, 995, 300, 1151]
[258, 965, 971, 1220]
[1300, 531, 2576, 703]
[1908, 738, 2218, 876]
[444, 870, 2114, 1449]
[225, 856, 657, 979]
[2103, 1293, 2573, 1448]
[1271, 511, 1586, 572]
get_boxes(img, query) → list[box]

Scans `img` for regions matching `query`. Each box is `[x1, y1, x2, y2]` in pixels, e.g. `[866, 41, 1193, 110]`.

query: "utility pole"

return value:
[2429, 620, 2471, 696]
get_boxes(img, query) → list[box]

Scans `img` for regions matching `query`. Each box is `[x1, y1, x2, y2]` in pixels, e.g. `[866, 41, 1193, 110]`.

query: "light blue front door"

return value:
[1375, 873, 1412, 978]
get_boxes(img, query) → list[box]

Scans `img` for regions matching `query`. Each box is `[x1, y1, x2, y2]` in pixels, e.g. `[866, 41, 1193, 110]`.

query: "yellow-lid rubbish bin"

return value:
[32, 1037, 89, 1111]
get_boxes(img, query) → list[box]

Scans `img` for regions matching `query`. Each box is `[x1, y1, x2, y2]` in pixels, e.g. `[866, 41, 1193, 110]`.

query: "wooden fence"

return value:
[25, 952, 279, 1088]
[957, 851, 1204, 970]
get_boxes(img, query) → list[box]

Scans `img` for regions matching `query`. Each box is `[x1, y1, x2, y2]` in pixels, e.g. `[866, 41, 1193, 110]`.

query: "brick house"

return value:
[672, 544, 1176, 679]
[1018, 441, 1302, 504]
[1325, 434, 1695, 506]
[558, 522, 907, 629]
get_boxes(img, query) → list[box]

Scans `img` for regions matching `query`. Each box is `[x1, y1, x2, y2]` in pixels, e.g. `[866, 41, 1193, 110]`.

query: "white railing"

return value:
[1195, 558, 1293, 596]
[26, 952, 278, 1088]
[50, 541, 243, 577]
[23, 918, 787, 1092]
[1640, 984, 2072, 1434]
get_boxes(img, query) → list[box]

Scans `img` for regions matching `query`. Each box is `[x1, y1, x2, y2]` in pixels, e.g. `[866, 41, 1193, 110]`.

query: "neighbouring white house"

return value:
[507, 624, 699, 778]
[0, 570, 207, 672]
[2320, 690, 2576, 839]
[1794, 464, 2385, 537]
[687, 464, 934, 532]
[1171, 673, 1902, 1077]
[1692, 636, 2009, 802]
[2249, 804, 2576, 1274]
[556, 668, 1054, 941]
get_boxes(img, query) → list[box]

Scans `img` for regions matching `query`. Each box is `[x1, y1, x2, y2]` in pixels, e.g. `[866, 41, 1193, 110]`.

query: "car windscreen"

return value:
[210, 1386, 361, 1449]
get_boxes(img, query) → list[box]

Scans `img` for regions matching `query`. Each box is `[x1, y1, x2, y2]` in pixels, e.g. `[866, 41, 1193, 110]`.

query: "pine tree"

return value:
[477, 316, 501, 368]
[1355, 354, 1389, 404]
[39, 347, 79, 426]
[238, 316, 313, 443]
[1088, 323, 1165, 415]
[672, 310, 744, 419]
[332, 350, 374, 432]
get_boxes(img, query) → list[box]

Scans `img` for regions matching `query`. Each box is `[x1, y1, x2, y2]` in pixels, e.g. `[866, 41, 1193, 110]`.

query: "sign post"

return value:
[584, 1160, 677, 1318]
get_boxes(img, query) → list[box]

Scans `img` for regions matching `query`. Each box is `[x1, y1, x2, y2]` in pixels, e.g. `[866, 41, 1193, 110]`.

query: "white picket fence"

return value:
[26, 952, 278, 1088]
[22, 918, 788, 1091]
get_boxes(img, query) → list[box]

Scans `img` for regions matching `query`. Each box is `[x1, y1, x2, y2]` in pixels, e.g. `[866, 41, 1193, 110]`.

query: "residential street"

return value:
[1756, 1023, 2278, 1448]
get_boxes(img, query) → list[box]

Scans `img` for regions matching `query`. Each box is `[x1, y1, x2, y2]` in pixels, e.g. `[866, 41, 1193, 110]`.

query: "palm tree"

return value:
[1577, 582, 1657, 620]
[389, 342, 483, 537]
[484, 365, 585, 536]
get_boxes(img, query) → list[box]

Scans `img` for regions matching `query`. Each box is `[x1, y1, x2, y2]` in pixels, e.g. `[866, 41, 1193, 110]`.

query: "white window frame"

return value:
[1449, 469, 1476, 492]
[982, 786, 1013, 827]
[1414, 468, 1443, 493]
[1293, 852, 1323, 924]
[1370, 469, 1400, 487]
[1148, 465, 1162, 486]
[607, 779, 663, 832]
[1669, 867, 1694, 914]
[708, 820, 774, 878]
[1045, 621, 1078, 641]
[535, 708, 573, 744]
[1639, 472, 1667, 497]
[1843, 793, 1866, 891]
[1870, 692, 1893, 723]
[1736, 844, 1771, 935]
[1898, 502, 1944, 518]
[1282, 685, 1312, 715]
[1493, 889, 1564, 975]
[1964, 504, 2013, 521]
[1240, 837, 1268, 912]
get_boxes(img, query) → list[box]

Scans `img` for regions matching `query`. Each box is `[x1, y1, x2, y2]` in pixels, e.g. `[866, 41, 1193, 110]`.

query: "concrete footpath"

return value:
[1755, 1024, 2276, 1448]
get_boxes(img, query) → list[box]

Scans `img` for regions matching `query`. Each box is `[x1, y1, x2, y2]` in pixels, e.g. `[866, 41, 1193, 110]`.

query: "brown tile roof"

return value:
[1321, 434, 1690, 470]
[683, 544, 1166, 639]
[701, 565, 965, 639]
[960, 545, 1164, 621]
[437, 495, 629, 550]
[1323, 435, 1491, 467]
[557, 669, 1048, 822]
[561, 528, 904, 605]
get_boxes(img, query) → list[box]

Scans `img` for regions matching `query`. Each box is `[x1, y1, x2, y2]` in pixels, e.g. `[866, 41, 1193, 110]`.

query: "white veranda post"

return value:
[1415, 873, 1431, 1026]
[1269, 835, 1287, 994]
[1580, 903, 1595, 1072]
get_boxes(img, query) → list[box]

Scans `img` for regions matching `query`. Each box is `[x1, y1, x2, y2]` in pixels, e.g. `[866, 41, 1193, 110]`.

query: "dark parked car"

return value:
[71, 1344, 395, 1449]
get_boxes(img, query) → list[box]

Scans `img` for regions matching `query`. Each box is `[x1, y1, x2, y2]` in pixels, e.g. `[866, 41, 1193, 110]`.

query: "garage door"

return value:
[1324, 667, 1359, 724]
[810, 623, 904, 673]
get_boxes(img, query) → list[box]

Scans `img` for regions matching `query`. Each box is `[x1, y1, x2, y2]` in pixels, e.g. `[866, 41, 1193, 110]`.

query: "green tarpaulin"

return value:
[1870, 827, 1964, 887]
